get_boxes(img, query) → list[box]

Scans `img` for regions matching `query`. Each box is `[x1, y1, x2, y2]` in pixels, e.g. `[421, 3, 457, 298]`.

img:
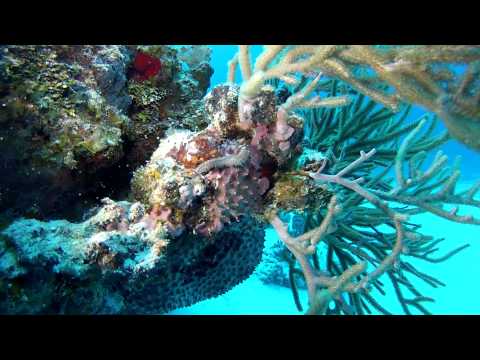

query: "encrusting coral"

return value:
[130, 81, 302, 237]
[0, 198, 265, 313]
[1, 45, 480, 315]
[0, 45, 213, 220]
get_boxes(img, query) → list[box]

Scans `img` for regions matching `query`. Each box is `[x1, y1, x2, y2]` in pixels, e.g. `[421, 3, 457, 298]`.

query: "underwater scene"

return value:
[0, 45, 479, 315]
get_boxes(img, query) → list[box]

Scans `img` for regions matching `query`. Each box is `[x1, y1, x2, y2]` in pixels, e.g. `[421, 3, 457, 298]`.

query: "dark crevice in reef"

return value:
[0, 132, 142, 223]
[0, 117, 160, 224]
[0, 156, 134, 223]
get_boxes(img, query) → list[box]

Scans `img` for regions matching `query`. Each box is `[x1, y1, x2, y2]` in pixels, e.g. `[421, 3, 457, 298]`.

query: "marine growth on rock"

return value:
[1, 45, 480, 315]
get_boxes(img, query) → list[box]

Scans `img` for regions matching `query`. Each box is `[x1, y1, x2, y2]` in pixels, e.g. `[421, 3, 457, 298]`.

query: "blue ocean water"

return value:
[168, 45, 480, 315]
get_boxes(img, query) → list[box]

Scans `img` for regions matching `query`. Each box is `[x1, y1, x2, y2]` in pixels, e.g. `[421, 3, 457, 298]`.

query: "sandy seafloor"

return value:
[168, 181, 480, 315]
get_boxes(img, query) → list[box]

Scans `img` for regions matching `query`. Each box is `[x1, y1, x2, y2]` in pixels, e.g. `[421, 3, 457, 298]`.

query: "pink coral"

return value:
[130, 83, 302, 239]
[141, 204, 185, 237]
[273, 107, 295, 142]
[195, 157, 269, 237]
[251, 124, 269, 147]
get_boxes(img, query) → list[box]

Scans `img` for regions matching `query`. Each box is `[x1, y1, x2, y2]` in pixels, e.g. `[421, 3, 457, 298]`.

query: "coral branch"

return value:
[254, 45, 286, 72]
[238, 45, 252, 81]
[269, 185, 408, 314]
[239, 45, 480, 150]
[309, 149, 408, 222]
[227, 53, 239, 83]
[195, 148, 250, 175]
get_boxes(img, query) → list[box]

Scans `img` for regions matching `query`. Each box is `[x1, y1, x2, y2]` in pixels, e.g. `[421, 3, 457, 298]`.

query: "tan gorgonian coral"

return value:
[230, 45, 480, 150]
[229, 45, 480, 315]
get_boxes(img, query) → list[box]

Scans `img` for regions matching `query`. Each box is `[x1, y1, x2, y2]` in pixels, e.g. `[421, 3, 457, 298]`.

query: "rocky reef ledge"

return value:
[0, 199, 265, 314]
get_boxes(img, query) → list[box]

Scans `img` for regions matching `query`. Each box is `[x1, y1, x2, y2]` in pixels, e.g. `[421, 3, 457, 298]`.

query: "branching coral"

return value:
[231, 45, 480, 150]
[271, 100, 474, 313]
[229, 45, 480, 315]
[268, 128, 478, 313]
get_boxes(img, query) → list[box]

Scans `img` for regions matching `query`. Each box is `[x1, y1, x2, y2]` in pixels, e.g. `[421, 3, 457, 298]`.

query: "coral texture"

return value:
[2, 45, 480, 316]
[131, 82, 305, 239]
[0, 199, 265, 314]
[230, 45, 480, 315]
[0, 45, 213, 220]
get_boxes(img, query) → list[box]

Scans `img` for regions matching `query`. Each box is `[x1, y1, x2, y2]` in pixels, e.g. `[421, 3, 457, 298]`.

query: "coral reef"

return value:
[2, 45, 480, 315]
[0, 55, 330, 313]
[0, 198, 265, 313]
[235, 45, 480, 150]
[125, 45, 212, 167]
[0, 45, 213, 220]
[230, 45, 480, 314]
[130, 81, 305, 238]
[0, 64, 301, 313]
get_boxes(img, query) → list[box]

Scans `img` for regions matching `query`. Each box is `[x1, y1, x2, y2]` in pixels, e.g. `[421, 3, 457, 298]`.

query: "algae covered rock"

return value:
[0, 199, 265, 314]
[0, 74, 315, 314]
[0, 45, 213, 220]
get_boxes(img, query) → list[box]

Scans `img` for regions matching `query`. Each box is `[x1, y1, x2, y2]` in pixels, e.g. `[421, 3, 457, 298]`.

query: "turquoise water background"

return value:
[170, 46, 480, 315]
